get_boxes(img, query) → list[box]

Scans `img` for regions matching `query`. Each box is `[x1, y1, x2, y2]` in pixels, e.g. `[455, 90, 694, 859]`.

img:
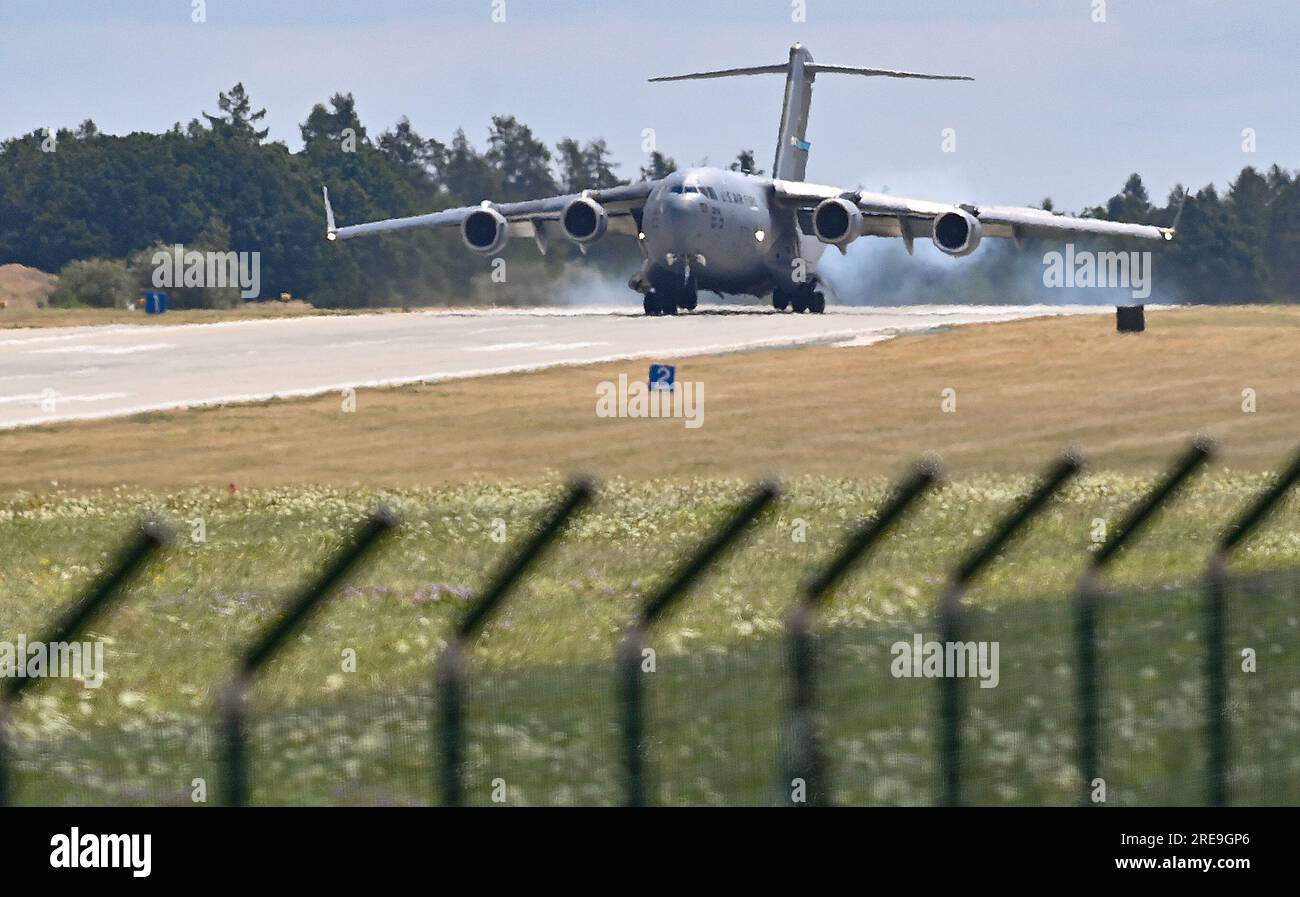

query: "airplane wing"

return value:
[770, 178, 1176, 252]
[322, 181, 657, 251]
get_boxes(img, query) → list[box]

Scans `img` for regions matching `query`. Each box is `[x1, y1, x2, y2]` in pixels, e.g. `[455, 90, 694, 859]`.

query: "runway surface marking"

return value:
[0, 305, 1110, 429]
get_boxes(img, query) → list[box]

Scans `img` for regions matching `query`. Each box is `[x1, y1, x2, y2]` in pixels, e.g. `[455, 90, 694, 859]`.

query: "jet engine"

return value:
[560, 196, 609, 245]
[931, 209, 982, 257]
[461, 207, 509, 255]
[811, 197, 862, 248]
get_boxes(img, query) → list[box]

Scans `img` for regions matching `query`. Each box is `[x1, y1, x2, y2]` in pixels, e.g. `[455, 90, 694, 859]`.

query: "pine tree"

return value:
[203, 83, 270, 141]
[729, 149, 763, 175]
[639, 151, 677, 180]
[485, 115, 556, 202]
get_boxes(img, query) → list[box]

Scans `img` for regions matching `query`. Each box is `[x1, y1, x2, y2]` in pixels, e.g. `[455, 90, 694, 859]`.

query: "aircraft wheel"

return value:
[647, 268, 685, 316]
[678, 290, 697, 312]
[808, 291, 825, 314]
[643, 295, 658, 316]
[772, 292, 790, 311]
[791, 294, 808, 314]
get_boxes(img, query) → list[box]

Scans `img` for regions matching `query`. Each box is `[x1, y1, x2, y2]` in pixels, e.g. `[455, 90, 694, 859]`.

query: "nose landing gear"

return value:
[644, 268, 697, 316]
[644, 293, 677, 316]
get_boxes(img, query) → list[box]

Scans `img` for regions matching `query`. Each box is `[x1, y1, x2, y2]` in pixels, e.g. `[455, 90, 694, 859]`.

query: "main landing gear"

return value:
[772, 283, 825, 314]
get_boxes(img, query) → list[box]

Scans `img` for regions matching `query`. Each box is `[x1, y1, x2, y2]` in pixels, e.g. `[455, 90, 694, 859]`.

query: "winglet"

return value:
[323, 186, 338, 241]
[1164, 188, 1189, 240]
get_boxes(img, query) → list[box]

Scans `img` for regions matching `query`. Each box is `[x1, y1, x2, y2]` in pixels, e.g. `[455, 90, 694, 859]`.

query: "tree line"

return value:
[0, 83, 1295, 307]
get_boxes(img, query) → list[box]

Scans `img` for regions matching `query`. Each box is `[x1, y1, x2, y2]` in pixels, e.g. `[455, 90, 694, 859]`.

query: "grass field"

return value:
[2, 307, 1297, 492]
[2, 478, 1297, 805]
[2, 306, 1298, 805]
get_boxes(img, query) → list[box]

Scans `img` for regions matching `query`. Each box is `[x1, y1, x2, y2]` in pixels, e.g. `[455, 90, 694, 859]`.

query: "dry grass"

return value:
[0, 263, 57, 311]
[2, 306, 1297, 491]
[0, 300, 341, 329]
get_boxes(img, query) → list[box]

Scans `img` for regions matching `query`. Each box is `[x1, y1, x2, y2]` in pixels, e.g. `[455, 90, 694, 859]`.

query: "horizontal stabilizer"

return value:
[806, 63, 972, 82]
[651, 46, 972, 181]
[650, 62, 972, 82]
[648, 64, 789, 82]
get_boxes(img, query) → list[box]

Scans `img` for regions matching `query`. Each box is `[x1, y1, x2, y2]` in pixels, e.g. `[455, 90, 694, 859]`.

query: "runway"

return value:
[0, 305, 1109, 429]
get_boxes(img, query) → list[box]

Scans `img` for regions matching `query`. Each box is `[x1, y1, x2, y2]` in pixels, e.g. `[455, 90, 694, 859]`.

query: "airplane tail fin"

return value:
[650, 44, 972, 182]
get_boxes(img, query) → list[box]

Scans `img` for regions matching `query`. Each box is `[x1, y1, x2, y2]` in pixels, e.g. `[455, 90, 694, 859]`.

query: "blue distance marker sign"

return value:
[649, 364, 676, 392]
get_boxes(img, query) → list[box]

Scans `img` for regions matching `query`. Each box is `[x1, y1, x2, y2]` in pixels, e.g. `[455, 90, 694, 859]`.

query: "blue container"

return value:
[144, 292, 168, 314]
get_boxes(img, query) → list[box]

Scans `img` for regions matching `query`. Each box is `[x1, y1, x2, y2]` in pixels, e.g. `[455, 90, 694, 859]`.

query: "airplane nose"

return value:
[662, 194, 694, 216]
[648, 193, 699, 267]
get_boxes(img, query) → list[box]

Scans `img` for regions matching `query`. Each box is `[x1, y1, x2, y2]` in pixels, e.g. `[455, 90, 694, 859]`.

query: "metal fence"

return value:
[2, 438, 1298, 807]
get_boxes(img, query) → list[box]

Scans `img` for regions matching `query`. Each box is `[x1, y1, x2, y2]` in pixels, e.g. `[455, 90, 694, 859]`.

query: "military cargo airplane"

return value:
[323, 44, 1175, 316]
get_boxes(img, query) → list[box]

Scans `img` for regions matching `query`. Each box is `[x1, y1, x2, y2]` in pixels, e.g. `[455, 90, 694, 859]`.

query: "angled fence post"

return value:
[0, 521, 168, 807]
[436, 478, 594, 807]
[219, 507, 398, 807]
[785, 458, 940, 806]
[1203, 445, 1300, 807]
[938, 449, 1084, 807]
[618, 481, 779, 807]
[1075, 437, 1213, 806]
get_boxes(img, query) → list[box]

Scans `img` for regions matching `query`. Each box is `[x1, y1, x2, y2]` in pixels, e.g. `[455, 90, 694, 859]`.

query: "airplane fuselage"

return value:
[638, 167, 825, 299]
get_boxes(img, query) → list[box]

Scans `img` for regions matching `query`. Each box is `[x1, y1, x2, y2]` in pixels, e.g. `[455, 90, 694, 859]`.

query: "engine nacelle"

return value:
[461, 207, 509, 255]
[931, 209, 982, 257]
[812, 197, 862, 247]
[560, 196, 609, 245]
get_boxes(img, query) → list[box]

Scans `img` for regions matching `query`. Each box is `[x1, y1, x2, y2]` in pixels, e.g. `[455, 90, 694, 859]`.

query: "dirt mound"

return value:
[0, 264, 58, 310]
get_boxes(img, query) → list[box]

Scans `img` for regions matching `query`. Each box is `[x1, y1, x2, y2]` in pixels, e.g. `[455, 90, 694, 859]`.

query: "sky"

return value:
[2, 0, 1296, 211]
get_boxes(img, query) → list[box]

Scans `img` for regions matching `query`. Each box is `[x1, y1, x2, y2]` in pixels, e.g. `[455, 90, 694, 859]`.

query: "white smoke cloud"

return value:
[814, 167, 1180, 306]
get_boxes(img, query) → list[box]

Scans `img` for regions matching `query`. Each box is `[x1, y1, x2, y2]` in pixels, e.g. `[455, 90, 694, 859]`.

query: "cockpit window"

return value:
[684, 185, 699, 194]
[702, 187, 718, 200]
[669, 185, 683, 194]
